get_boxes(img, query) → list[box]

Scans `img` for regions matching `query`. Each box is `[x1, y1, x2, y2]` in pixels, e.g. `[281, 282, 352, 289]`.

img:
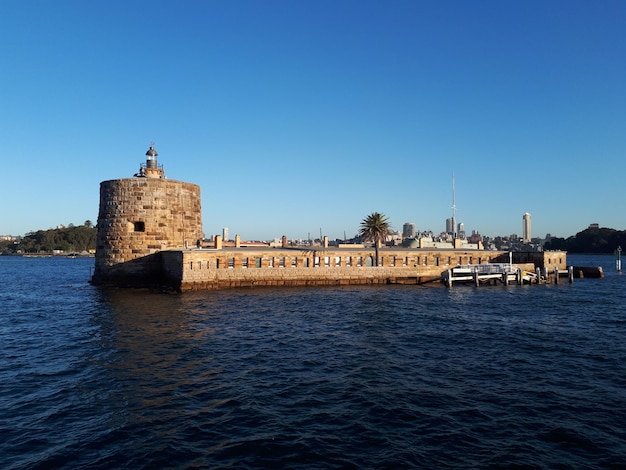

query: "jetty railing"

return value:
[456, 263, 517, 274]
[443, 263, 542, 288]
[443, 264, 577, 287]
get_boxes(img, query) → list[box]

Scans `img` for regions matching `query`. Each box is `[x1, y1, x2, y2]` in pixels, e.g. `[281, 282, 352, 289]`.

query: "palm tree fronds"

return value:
[358, 212, 390, 266]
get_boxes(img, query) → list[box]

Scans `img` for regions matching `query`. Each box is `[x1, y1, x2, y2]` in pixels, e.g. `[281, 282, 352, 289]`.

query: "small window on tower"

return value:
[133, 221, 145, 232]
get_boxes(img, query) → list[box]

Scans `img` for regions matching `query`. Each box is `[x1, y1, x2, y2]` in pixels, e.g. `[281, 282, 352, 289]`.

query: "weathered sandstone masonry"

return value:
[92, 146, 202, 285]
[159, 248, 566, 291]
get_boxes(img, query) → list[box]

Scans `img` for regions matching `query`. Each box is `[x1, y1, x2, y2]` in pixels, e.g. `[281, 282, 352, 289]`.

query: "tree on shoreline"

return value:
[0, 223, 96, 254]
[544, 227, 626, 253]
[358, 212, 390, 267]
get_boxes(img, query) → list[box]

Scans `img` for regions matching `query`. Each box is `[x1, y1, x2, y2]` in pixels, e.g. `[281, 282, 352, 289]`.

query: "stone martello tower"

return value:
[92, 145, 203, 285]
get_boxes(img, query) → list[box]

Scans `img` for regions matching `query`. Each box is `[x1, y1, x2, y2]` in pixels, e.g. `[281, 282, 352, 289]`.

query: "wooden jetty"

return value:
[441, 264, 574, 287]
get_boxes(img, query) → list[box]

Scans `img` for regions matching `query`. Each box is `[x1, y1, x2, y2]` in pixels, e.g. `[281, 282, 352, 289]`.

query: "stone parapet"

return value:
[157, 248, 560, 291]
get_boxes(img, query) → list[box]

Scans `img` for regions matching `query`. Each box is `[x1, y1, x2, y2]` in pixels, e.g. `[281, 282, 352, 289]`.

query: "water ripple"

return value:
[1, 256, 626, 468]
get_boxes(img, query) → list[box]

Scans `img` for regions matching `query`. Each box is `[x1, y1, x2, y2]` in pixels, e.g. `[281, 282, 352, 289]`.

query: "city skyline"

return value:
[1, 211, 605, 244]
[1, 1, 624, 240]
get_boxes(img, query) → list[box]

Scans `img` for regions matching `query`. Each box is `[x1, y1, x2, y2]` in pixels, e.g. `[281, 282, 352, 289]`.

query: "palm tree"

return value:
[358, 212, 390, 266]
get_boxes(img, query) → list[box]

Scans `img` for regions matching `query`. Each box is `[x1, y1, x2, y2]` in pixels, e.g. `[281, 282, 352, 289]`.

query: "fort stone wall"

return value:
[92, 177, 202, 285]
[158, 248, 544, 291]
[494, 251, 567, 274]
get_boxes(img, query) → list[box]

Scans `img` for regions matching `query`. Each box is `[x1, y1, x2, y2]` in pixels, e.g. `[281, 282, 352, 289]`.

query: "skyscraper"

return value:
[402, 222, 416, 239]
[446, 217, 455, 234]
[457, 222, 465, 237]
[522, 213, 531, 243]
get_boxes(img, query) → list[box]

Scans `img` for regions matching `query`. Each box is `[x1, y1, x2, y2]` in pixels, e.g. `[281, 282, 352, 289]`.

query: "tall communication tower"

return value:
[451, 173, 457, 238]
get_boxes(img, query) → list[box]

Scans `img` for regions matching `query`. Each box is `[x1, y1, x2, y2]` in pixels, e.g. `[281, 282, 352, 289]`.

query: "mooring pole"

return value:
[617, 246, 622, 273]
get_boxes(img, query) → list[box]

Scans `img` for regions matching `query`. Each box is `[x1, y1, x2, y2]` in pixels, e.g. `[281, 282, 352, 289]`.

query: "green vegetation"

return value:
[358, 212, 390, 266]
[544, 227, 626, 253]
[0, 221, 96, 254]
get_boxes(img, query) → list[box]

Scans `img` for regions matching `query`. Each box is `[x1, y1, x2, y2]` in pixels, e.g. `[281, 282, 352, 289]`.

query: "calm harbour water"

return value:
[1, 254, 625, 469]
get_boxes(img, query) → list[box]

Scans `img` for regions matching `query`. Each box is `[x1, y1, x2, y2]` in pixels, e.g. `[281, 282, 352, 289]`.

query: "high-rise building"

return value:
[522, 213, 531, 243]
[402, 222, 416, 239]
[223, 227, 229, 242]
[446, 217, 455, 234]
[457, 222, 465, 237]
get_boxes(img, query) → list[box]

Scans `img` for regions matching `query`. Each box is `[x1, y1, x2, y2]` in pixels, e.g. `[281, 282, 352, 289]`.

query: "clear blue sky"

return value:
[1, 1, 624, 241]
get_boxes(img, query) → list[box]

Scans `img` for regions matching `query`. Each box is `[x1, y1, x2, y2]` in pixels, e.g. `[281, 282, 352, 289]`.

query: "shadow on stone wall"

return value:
[90, 253, 167, 288]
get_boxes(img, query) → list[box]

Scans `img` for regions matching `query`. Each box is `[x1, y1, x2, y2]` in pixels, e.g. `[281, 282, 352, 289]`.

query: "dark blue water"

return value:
[1, 254, 625, 469]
